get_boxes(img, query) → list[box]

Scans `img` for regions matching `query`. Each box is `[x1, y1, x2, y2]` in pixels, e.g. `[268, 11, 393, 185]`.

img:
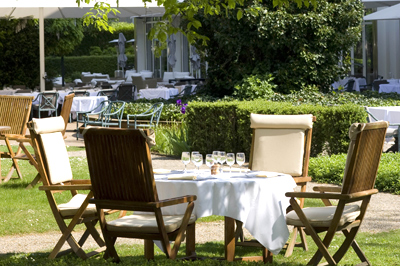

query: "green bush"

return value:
[233, 73, 276, 100]
[186, 100, 367, 157]
[45, 55, 135, 81]
[123, 102, 184, 122]
[309, 153, 400, 194]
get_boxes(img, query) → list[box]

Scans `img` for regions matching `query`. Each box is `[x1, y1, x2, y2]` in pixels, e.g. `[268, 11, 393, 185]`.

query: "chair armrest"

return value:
[39, 184, 92, 191]
[70, 180, 91, 184]
[313, 186, 342, 193]
[156, 195, 197, 208]
[286, 189, 378, 200]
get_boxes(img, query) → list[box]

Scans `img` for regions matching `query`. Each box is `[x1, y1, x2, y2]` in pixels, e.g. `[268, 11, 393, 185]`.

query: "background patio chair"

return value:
[76, 100, 110, 140]
[117, 83, 136, 102]
[31, 92, 59, 118]
[286, 121, 388, 265]
[97, 89, 118, 101]
[127, 102, 164, 129]
[60, 93, 75, 136]
[101, 101, 126, 128]
[236, 114, 315, 257]
[83, 127, 196, 262]
[27, 116, 114, 259]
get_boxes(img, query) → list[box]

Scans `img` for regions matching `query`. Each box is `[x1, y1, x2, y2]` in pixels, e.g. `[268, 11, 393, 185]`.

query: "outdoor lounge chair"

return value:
[28, 116, 116, 259]
[60, 93, 75, 135]
[235, 114, 315, 257]
[83, 127, 197, 262]
[286, 121, 388, 265]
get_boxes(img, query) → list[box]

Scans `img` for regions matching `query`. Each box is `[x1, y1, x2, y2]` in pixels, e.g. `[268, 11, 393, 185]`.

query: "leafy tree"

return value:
[194, 0, 363, 96]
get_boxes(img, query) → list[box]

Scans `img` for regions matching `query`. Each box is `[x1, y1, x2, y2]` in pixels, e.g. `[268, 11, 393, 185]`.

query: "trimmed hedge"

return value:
[186, 100, 367, 157]
[45, 55, 135, 81]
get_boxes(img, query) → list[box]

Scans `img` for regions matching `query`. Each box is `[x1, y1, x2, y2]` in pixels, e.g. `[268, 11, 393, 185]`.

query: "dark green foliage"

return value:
[186, 100, 367, 157]
[309, 153, 400, 194]
[0, 20, 40, 88]
[45, 55, 135, 82]
[195, 0, 363, 96]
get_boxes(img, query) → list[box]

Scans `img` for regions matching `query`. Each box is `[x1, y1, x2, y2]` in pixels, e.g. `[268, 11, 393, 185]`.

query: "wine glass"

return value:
[212, 151, 220, 165]
[236, 152, 245, 173]
[205, 154, 214, 174]
[192, 153, 203, 173]
[191, 151, 199, 167]
[181, 152, 190, 173]
[226, 153, 235, 173]
[219, 151, 226, 172]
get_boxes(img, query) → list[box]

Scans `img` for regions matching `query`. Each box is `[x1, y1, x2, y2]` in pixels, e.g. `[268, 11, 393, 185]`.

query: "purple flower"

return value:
[176, 99, 182, 106]
[181, 106, 186, 114]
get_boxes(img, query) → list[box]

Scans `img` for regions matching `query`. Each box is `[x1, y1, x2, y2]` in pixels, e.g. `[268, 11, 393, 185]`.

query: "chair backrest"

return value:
[183, 85, 192, 96]
[13, 85, 27, 90]
[0, 95, 33, 135]
[104, 101, 126, 123]
[118, 84, 135, 102]
[15, 89, 32, 93]
[144, 78, 158, 89]
[345, 79, 355, 92]
[84, 128, 158, 203]
[97, 89, 118, 101]
[132, 76, 146, 91]
[70, 90, 89, 97]
[341, 121, 388, 194]
[372, 79, 388, 91]
[60, 93, 74, 137]
[81, 76, 93, 84]
[38, 92, 59, 110]
[28, 116, 73, 186]
[101, 83, 112, 90]
[249, 114, 314, 177]
[150, 102, 164, 126]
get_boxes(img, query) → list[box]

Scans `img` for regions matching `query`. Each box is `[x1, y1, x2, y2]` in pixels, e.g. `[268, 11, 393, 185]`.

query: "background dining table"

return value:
[139, 87, 179, 100]
[154, 170, 296, 259]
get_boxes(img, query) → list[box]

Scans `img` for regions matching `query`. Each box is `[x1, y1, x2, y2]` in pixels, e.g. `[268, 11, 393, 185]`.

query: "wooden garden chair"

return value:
[286, 121, 388, 265]
[83, 127, 197, 262]
[28, 116, 111, 259]
[235, 114, 315, 258]
[21, 94, 75, 189]
[0, 95, 34, 183]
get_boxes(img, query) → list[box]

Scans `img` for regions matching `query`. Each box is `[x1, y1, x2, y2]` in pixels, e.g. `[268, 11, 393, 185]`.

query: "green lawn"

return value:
[1, 156, 399, 265]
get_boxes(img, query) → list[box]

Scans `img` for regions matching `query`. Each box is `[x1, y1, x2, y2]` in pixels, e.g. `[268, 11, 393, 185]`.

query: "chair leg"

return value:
[144, 239, 154, 260]
[186, 223, 196, 257]
[331, 229, 370, 265]
[5, 140, 23, 181]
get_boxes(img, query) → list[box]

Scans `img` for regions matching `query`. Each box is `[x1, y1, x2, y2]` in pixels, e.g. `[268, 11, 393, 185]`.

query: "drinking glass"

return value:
[192, 153, 203, 173]
[236, 152, 245, 173]
[181, 152, 190, 173]
[191, 151, 199, 166]
[226, 153, 235, 173]
[219, 151, 226, 172]
[212, 151, 220, 165]
[205, 154, 214, 174]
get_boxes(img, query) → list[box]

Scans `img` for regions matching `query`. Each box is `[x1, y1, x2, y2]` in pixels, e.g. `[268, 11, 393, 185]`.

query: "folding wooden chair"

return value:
[60, 93, 75, 136]
[286, 121, 388, 265]
[235, 114, 315, 258]
[83, 127, 197, 262]
[0, 95, 34, 182]
[28, 116, 110, 259]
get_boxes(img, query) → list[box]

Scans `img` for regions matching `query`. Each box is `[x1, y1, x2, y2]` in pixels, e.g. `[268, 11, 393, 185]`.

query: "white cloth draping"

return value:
[155, 170, 296, 254]
[125, 70, 137, 82]
[379, 84, 400, 93]
[331, 77, 367, 92]
[139, 88, 178, 100]
[70, 96, 108, 119]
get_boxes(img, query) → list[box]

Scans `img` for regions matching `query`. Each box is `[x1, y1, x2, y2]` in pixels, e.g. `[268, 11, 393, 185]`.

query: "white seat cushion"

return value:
[386, 126, 398, 137]
[107, 213, 197, 234]
[286, 205, 360, 227]
[58, 194, 97, 217]
[33, 116, 65, 134]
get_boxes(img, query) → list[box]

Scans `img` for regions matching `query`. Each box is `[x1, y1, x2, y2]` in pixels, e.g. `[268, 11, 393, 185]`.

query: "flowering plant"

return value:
[176, 99, 188, 114]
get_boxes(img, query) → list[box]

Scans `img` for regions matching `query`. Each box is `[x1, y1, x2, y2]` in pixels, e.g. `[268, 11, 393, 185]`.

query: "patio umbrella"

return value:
[364, 3, 400, 20]
[190, 46, 201, 72]
[167, 34, 177, 70]
[118, 33, 128, 74]
[0, 0, 165, 91]
[362, 0, 400, 8]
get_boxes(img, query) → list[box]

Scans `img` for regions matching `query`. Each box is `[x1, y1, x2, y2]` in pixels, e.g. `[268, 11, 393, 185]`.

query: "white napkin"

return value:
[222, 168, 249, 172]
[153, 169, 171, 174]
[245, 171, 282, 178]
[167, 174, 197, 180]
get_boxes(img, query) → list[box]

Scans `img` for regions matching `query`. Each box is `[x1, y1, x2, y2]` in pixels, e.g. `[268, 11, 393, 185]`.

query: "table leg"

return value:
[224, 216, 236, 261]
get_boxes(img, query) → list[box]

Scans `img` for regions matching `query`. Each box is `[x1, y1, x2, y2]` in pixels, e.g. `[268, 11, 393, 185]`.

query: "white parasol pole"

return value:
[39, 7, 45, 92]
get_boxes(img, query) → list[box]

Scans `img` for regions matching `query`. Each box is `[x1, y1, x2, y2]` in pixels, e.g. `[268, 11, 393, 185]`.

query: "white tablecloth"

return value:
[155, 170, 296, 254]
[332, 77, 366, 92]
[139, 88, 179, 100]
[379, 84, 400, 94]
[70, 96, 108, 119]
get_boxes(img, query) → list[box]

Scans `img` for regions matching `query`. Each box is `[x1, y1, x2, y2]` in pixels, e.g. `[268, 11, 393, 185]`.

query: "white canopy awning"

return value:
[362, 0, 400, 9]
[0, 0, 164, 91]
[364, 3, 400, 20]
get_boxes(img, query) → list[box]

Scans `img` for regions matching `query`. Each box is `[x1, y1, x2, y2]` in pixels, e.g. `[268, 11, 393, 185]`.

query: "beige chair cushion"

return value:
[252, 128, 305, 176]
[107, 214, 197, 234]
[286, 205, 360, 227]
[40, 131, 73, 184]
[32, 116, 65, 134]
[58, 194, 97, 217]
[250, 114, 313, 130]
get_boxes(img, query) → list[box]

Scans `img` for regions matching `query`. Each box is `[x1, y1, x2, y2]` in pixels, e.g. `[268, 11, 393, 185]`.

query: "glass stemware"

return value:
[236, 152, 245, 173]
[212, 151, 220, 165]
[181, 152, 190, 173]
[192, 153, 203, 173]
[205, 154, 214, 174]
[226, 153, 235, 173]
